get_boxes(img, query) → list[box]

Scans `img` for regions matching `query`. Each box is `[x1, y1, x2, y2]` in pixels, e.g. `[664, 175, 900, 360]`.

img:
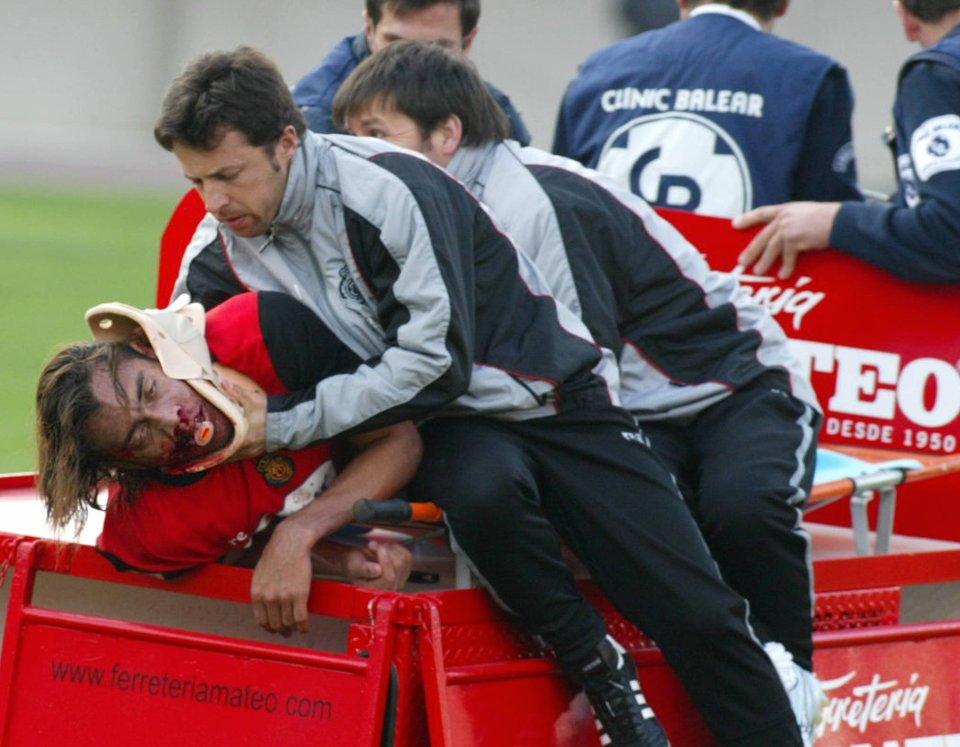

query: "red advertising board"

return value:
[0, 541, 397, 747]
[814, 624, 960, 745]
[5, 622, 375, 746]
[658, 208, 960, 459]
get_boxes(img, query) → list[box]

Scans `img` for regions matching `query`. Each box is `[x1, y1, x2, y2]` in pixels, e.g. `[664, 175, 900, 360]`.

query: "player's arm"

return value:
[250, 420, 422, 634]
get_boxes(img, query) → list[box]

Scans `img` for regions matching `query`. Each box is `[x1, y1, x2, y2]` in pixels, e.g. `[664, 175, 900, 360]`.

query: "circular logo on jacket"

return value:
[339, 265, 364, 303]
[911, 114, 960, 181]
[597, 112, 752, 217]
[929, 135, 950, 158]
[256, 454, 295, 486]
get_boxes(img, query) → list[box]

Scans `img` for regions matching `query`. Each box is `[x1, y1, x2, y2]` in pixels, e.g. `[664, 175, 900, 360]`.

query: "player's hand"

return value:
[341, 541, 412, 591]
[733, 202, 840, 279]
[251, 518, 316, 635]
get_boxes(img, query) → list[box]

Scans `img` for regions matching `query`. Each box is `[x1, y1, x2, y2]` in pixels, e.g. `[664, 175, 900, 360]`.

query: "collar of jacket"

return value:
[267, 134, 322, 245]
[446, 141, 501, 200]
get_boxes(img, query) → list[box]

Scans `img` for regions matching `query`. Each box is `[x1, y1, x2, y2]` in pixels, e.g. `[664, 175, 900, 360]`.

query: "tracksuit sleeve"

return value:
[265, 158, 477, 449]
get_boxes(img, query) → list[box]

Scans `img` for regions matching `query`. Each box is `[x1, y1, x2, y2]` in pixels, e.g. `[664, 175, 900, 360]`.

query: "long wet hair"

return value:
[36, 341, 150, 535]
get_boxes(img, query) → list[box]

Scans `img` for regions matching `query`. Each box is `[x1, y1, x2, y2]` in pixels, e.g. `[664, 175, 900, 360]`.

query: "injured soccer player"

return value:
[35, 291, 420, 621]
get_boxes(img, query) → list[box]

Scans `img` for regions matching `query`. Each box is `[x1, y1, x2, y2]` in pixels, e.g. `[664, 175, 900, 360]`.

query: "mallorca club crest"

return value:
[256, 454, 295, 486]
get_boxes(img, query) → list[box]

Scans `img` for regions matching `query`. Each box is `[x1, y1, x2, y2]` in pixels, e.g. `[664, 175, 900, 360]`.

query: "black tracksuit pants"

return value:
[641, 381, 821, 672]
[409, 400, 803, 746]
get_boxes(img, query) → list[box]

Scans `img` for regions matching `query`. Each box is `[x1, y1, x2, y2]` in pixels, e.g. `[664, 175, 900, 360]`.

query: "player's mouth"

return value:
[221, 214, 248, 231]
[169, 405, 218, 462]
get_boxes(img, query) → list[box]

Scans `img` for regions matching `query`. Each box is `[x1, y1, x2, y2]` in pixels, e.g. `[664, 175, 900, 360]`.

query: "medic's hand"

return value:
[216, 372, 267, 463]
[733, 202, 841, 279]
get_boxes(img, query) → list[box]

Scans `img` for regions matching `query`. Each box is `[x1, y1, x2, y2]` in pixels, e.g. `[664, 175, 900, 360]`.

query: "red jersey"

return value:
[97, 292, 344, 573]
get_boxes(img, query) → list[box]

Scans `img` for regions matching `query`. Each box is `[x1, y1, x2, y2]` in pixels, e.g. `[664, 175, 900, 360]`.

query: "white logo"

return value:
[791, 339, 960, 430]
[597, 112, 752, 217]
[897, 153, 921, 208]
[819, 670, 930, 736]
[621, 430, 650, 447]
[911, 113, 960, 181]
[228, 531, 251, 548]
[736, 273, 825, 331]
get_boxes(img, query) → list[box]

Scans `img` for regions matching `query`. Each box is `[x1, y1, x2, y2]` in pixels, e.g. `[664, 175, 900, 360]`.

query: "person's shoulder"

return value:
[322, 134, 456, 200]
[323, 132, 428, 163]
[753, 28, 843, 71]
[513, 144, 628, 203]
[292, 33, 367, 102]
[901, 30, 960, 82]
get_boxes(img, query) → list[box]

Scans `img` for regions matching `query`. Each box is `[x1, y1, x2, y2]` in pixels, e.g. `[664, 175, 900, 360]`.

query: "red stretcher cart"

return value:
[1, 194, 959, 746]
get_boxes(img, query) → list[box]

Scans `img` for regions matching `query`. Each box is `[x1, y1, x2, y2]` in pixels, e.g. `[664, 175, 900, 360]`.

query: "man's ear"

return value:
[277, 125, 300, 164]
[433, 115, 463, 164]
[895, 0, 922, 42]
[363, 10, 375, 48]
[461, 26, 478, 54]
[775, 0, 790, 19]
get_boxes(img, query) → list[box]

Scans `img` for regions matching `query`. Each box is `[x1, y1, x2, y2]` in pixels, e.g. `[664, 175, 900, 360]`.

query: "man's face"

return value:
[87, 354, 234, 470]
[346, 101, 449, 164]
[365, 3, 476, 54]
[347, 101, 429, 151]
[173, 127, 298, 238]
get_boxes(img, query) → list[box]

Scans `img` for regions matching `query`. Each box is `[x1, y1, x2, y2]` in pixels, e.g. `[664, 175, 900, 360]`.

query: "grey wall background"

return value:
[0, 1, 914, 194]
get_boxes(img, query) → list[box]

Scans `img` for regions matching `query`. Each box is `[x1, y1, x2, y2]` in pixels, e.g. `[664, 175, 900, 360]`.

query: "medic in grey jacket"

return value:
[444, 140, 819, 421]
[172, 132, 618, 450]
[829, 22, 960, 282]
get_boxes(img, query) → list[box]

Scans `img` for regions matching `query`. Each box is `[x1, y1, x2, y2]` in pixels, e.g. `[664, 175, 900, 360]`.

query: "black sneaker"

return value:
[573, 635, 670, 747]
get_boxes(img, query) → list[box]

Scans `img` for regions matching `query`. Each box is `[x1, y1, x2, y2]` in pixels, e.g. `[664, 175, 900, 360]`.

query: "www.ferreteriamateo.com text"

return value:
[50, 659, 334, 719]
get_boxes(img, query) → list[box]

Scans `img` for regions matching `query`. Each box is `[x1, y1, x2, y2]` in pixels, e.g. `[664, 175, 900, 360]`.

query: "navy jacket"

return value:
[832, 23, 960, 282]
[553, 8, 861, 217]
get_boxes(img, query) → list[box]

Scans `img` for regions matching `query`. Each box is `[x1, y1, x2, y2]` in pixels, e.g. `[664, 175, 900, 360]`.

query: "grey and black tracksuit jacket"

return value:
[447, 141, 822, 679]
[173, 133, 619, 448]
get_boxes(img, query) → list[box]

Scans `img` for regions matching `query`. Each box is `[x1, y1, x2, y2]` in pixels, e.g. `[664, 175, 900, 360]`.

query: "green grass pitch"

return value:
[0, 185, 181, 473]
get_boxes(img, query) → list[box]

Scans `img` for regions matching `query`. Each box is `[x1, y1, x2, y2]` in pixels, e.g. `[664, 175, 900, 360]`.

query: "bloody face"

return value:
[87, 353, 234, 470]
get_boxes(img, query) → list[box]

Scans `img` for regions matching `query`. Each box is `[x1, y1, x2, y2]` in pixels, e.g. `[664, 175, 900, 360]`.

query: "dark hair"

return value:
[333, 40, 509, 146]
[366, 0, 480, 37]
[36, 342, 150, 535]
[687, 0, 786, 21]
[154, 45, 306, 152]
[900, 0, 960, 21]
